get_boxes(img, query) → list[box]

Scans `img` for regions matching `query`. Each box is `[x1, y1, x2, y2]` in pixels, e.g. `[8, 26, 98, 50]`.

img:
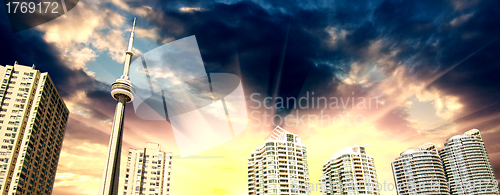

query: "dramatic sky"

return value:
[1, 0, 500, 194]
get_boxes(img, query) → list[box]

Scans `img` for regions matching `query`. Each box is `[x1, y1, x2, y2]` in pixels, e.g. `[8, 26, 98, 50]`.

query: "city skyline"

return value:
[2, 0, 500, 194]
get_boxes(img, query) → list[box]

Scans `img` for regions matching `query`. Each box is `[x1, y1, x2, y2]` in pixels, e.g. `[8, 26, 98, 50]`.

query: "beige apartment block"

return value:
[248, 126, 310, 195]
[320, 144, 380, 195]
[440, 129, 499, 195]
[123, 143, 172, 195]
[392, 143, 449, 195]
[0, 63, 69, 195]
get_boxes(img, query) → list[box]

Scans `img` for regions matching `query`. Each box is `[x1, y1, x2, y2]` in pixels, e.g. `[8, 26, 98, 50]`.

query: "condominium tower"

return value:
[0, 63, 69, 195]
[123, 143, 173, 195]
[320, 144, 380, 195]
[439, 129, 499, 194]
[391, 143, 449, 194]
[248, 126, 310, 195]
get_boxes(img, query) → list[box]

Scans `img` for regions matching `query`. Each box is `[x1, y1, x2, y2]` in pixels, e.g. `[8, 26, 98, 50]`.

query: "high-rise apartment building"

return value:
[123, 143, 173, 195]
[0, 62, 69, 195]
[248, 126, 310, 195]
[391, 143, 449, 195]
[319, 144, 380, 195]
[439, 129, 499, 194]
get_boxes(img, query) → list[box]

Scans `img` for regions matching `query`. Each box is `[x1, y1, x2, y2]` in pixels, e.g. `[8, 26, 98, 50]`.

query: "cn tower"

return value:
[98, 18, 136, 195]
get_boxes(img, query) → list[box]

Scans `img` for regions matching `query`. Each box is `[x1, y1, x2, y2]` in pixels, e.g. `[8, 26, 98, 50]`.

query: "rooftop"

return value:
[329, 144, 370, 161]
[446, 129, 481, 142]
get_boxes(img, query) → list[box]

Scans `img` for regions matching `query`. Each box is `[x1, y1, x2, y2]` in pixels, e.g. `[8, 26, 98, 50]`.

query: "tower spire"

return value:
[126, 17, 136, 53]
[99, 18, 136, 195]
[123, 17, 136, 78]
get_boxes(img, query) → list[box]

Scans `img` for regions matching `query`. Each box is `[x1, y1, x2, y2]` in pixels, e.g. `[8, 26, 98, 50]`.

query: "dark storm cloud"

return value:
[130, 1, 348, 110]
[0, 8, 103, 98]
[410, 0, 500, 134]
[366, 0, 500, 146]
[111, 0, 500, 130]
[1, 0, 498, 136]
